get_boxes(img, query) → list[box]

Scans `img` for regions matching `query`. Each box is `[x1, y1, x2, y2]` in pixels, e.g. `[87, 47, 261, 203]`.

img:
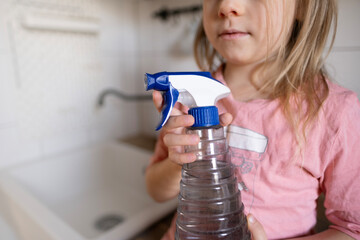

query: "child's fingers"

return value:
[247, 214, 267, 240]
[169, 151, 197, 165]
[152, 91, 163, 112]
[163, 132, 199, 165]
[166, 134, 198, 165]
[168, 148, 197, 165]
[163, 133, 199, 147]
[219, 112, 233, 126]
[152, 91, 185, 117]
[163, 115, 194, 131]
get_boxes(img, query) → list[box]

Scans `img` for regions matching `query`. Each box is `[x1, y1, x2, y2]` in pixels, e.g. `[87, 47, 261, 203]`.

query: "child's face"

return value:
[202, 0, 296, 66]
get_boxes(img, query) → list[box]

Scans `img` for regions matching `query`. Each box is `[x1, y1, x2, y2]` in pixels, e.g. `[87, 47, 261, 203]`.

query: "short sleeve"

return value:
[322, 93, 360, 239]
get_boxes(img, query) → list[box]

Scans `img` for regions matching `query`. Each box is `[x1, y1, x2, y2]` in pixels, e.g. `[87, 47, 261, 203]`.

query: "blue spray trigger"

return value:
[156, 85, 179, 131]
[144, 72, 180, 130]
[145, 71, 230, 130]
[145, 72, 170, 91]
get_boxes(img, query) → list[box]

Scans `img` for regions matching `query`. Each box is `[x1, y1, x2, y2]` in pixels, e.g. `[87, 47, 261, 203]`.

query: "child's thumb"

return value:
[247, 214, 267, 240]
[219, 112, 233, 126]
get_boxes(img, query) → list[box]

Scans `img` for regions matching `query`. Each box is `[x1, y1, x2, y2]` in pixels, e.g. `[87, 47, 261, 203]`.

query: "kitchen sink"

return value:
[0, 141, 176, 240]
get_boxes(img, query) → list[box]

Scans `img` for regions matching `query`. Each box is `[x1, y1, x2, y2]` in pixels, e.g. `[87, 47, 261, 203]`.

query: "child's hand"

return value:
[247, 214, 267, 240]
[152, 91, 233, 165]
[153, 90, 198, 165]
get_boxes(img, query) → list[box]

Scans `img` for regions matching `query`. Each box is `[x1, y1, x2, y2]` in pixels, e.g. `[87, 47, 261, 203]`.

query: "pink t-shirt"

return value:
[150, 69, 360, 240]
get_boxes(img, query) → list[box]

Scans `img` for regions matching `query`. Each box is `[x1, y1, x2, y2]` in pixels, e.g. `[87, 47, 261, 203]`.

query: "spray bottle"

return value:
[145, 71, 251, 240]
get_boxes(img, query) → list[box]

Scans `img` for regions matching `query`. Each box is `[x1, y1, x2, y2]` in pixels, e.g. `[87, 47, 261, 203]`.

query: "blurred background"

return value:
[0, 0, 359, 239]
[0, 0, 203, 169]
[0, 0, 359, 168]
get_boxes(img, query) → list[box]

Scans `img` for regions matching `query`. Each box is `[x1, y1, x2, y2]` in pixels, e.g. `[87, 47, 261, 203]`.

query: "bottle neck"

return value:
[186, 125, 223, 136]
[185, 126, 228, 161]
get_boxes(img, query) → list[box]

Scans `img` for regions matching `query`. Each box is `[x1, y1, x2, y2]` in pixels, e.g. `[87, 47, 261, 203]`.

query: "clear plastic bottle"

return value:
[175, 125, 251, 240]
[144, 71, 250, 239]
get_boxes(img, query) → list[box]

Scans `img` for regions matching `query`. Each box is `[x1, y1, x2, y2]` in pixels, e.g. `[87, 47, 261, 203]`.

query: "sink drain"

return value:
[95, 214, 125, 232]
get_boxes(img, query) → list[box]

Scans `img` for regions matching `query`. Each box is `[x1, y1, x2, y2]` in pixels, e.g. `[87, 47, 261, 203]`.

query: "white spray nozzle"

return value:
[145, 71, 230, 130]
[169, 74, 230, 108]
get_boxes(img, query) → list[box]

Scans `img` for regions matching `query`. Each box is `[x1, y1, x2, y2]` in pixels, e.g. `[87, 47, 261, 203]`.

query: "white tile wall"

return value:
[0, 0, 142, 168]
[332, 0, 360, 48]
[326, 0, 360, 97]
[0, 0, 19, 168]
[0, 1, 11, 55]
[327, 51, 360, 96]
[0, 54, 17, 126]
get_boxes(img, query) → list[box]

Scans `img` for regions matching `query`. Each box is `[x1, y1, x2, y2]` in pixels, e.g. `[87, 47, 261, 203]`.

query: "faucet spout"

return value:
[97, 89, 152, 107]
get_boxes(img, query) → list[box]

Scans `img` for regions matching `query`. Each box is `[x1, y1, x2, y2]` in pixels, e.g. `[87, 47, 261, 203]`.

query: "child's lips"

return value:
[219, 30, 250, 40]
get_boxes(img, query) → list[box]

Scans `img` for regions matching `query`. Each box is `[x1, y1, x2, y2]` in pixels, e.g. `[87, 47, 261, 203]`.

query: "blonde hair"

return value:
[194, 0, 338, 144]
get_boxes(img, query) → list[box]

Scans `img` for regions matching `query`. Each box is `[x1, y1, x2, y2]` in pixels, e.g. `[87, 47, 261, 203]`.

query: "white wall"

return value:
[137, 0, 202, 135]
[326, 0, 360, 97]
[0, 0, 142, 168]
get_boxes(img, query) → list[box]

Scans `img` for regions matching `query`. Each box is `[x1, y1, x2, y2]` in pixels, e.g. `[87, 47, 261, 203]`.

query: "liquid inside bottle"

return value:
[175, 126, 251, 240]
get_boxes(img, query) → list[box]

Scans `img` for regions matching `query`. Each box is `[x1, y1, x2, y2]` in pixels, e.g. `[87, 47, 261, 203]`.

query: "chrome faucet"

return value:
[97, 89, 152, 107]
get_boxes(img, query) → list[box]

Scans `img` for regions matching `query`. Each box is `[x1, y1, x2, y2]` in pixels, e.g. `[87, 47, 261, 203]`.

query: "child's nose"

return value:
[218, 0, 244, 18]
